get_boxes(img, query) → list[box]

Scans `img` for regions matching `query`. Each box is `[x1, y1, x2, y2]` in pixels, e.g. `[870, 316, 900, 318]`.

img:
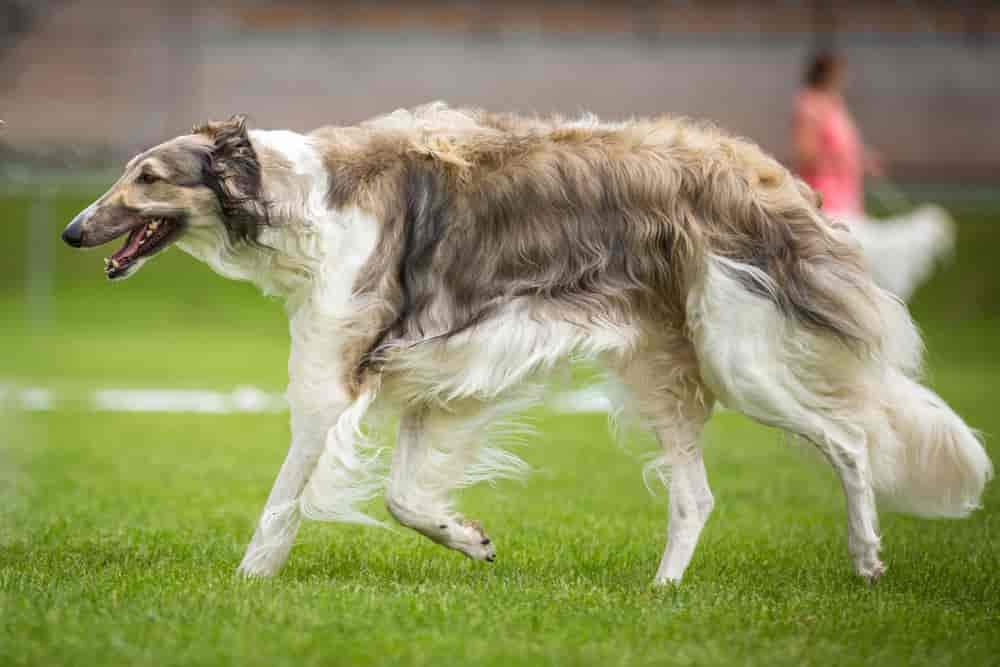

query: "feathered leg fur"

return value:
[238, 301, 382, 578]
[386, 403, 498, 561]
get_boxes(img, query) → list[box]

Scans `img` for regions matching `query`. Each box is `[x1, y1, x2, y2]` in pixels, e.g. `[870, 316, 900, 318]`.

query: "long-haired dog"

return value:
[62, 103, 992, 584]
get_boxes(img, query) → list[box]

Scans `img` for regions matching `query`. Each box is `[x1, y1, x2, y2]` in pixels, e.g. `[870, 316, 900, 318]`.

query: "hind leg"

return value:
[655, 450, 715, 584]
[690, 258, 884, 581]
[818, 435, 884, 581]
[385, 402, 499, 562]
[612, 336, 716, 584]
[701, 341, 885, 581]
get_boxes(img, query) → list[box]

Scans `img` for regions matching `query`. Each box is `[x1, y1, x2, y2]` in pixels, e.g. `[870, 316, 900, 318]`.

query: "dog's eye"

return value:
[137, 172, 161, 185]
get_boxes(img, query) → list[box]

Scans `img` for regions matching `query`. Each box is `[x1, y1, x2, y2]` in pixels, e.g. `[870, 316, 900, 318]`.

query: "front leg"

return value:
[237, 393, 347, 578]
[385, 403, 497, 562]
[237, 300, 355, 578]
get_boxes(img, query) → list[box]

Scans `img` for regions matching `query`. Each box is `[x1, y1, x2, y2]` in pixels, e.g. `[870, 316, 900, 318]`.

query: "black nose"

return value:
[61, 221, 83, 247]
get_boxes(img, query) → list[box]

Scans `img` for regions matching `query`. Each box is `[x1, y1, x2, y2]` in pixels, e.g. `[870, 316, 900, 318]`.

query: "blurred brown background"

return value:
[2, 1, 999, 181]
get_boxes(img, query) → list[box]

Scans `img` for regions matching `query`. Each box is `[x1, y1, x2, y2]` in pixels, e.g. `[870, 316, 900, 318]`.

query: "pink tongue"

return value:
[111, 227, 145, 263]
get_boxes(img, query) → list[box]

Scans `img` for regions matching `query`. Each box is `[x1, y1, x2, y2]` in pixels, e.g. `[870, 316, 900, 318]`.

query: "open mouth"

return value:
[104, 217, 182, 280]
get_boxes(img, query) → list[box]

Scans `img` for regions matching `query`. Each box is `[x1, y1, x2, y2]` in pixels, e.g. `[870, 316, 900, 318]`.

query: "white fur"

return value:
[381, 300, 639, 404]
[655, 453, 714, 583]
[688, 256, 991, 579]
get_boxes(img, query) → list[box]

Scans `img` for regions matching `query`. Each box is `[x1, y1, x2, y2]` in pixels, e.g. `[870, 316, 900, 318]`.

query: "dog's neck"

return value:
[175, 131, 331, 301]
[176, 129, 379, 313]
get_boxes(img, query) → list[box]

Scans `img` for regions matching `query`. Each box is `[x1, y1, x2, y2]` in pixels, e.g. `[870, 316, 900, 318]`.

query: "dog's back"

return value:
[317, 105, 877, 367]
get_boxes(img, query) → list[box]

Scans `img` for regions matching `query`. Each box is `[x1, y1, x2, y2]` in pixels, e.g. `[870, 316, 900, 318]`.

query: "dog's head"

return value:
[61, 115, 267, 280]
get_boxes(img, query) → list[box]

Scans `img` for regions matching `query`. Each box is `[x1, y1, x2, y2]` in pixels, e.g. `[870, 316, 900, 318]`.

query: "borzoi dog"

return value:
[61, 103, 992, 584]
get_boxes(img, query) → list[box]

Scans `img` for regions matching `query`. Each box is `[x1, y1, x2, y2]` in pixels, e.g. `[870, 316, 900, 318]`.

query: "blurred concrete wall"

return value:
[2, 1, 999, 181]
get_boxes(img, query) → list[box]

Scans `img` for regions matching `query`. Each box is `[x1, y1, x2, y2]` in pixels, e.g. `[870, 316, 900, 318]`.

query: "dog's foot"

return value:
[236, 551, 283, 579]
[439, 518, 496, 562]
[652, 574, 683, 587]
[236, 502, 300, 579]
[856, 558, 887, 584]
[850, 537, 884, 584]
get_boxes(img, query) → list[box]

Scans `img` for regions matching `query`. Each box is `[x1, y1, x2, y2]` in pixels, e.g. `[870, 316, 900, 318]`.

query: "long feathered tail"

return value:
[691, 146, 992, 517]
[863, 365, 992, 517]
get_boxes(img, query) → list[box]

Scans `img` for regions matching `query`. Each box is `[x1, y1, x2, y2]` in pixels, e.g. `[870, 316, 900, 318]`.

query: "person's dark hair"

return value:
[804, 52, 841, 89]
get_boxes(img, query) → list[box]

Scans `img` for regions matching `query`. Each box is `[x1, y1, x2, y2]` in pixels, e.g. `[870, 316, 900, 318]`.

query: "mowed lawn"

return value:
[1, 192, 998, 666]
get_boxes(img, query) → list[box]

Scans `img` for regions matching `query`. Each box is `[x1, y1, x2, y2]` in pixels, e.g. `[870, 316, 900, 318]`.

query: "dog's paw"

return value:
[651, 574, 683, 588]
[856, 558, 887, 584]
[440, 518, 496, 562]
[236, 560, 278, 579]
[236, 547, 286, 579]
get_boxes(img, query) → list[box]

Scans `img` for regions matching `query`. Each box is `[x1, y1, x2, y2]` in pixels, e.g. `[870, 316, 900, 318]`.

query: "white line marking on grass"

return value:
[1, 385, 55, 411]
[92, 387, 286, 414]
[2, 383, 287, 414]
[2, 382, 617, 415]
[21, 388, 55, 411]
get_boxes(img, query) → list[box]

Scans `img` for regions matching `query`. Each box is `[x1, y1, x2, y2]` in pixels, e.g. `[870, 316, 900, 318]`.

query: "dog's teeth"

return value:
[111, 259, 120, 269]
[148, 221, 160, 231]
[103, 257, 110, 266]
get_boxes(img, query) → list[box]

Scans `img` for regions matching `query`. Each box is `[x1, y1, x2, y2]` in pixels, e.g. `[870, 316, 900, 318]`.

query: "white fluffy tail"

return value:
[864, 369, 992, 518]
[691, 256, 991, 521]
[861, 284, 992, 518]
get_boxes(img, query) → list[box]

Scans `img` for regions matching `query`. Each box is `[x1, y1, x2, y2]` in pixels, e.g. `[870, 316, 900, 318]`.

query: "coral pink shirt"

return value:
[795, 90, 863, 216]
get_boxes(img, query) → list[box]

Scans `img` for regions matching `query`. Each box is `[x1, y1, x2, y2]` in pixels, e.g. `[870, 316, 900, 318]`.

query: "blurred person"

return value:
[793, 52, 954, 301]
[794, 52, 874, 217]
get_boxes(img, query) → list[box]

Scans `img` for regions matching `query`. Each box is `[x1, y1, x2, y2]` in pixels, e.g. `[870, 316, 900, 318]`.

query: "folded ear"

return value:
[193, 113, 247, 139]
[193, 114, 268, 243]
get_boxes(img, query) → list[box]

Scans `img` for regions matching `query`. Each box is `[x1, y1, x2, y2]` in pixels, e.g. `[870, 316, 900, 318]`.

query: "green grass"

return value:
[1, 192, 999, 666]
